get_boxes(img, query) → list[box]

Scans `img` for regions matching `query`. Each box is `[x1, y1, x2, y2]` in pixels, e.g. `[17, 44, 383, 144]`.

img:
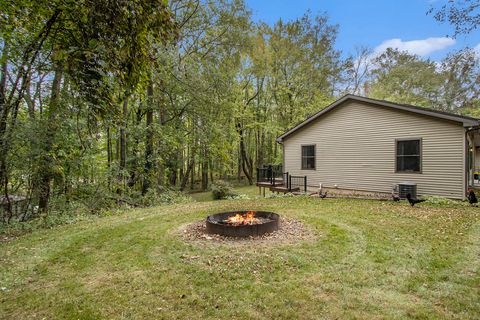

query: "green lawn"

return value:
[1, 196, 479, 319]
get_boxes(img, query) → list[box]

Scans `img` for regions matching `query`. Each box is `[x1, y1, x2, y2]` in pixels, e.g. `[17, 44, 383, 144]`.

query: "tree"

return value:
[367, 48, 442, 107]
[0, 0, 352, 221]
[439, 48, 480, 113]
[365, 48, 480, 114]
[0, 0, 175, 213]
[429, 0, 480, 36]
[344, 46, 373, 95]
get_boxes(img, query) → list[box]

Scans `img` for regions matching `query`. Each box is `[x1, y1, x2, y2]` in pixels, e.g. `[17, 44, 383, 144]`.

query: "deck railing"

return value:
[288, 175, 307, 193]
[256, 165, 286, 187]
[257, 165, 307, 193]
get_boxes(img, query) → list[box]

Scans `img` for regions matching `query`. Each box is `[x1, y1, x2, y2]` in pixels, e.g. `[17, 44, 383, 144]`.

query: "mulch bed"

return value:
[180, 217, 317, 246]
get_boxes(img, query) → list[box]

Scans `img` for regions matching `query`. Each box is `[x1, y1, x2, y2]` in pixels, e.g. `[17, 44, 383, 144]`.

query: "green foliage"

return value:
[367, 48, 480, 113]
[429, 0, 480, 36]
[132, 188, 193, 207]
[0, 208, 95, 238]
[368, 48, 442, 107]
[265, 192, 295, 199]
[68, 184, 117, 213]
[224, 193, 251, 200]
[425, 196, 468, 206]
[210, 180, 238, 200]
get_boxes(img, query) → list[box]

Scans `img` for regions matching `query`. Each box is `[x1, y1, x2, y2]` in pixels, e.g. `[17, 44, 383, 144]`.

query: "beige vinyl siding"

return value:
[283, 101, 466, 199]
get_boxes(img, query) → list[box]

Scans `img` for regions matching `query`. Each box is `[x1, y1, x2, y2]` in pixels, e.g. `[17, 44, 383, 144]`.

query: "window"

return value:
[301, 145, 315, 170]
[396, 139, 421, 173]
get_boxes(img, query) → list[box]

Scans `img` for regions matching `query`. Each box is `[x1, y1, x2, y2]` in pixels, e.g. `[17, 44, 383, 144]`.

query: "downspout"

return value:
[465, 126, 480, 198]
[279, 139, 284, 173]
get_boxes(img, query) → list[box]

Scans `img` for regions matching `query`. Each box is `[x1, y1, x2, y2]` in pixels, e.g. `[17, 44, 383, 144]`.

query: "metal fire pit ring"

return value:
[205, 211, 280, 237]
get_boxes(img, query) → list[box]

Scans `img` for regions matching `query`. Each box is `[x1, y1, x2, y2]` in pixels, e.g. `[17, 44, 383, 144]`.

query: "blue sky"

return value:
[245, 0, 480, 61]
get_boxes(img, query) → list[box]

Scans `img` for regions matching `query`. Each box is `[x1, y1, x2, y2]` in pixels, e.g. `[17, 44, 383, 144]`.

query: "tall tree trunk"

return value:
[0, 42, 8, 199]
[190, 158, 195, 190]
[237, 145, 242, 181]
[179, 149, 184, 185]
[37, 62, 64, 213]
[107, 126, 112, 189]
[0, 42, 7, 118]
[115, 132, 120, 161]
[168, 165, 177, 187]
[197, 161, 201, 187]
[118, 90, 129, 192]
[127, 105, 142, 188]
[180, 153, 194, 191]
[201, 148, 208, 190]
[209, 160, 214, 183]
[236, 123, 253, 185]
[256, 129, 264, 167]
[142, 81, 154, 195]
[157, 80, 166, 187]
[24, 76, 36, 119]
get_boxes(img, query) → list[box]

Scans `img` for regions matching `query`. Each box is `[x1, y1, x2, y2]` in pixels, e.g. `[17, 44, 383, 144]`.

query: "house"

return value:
[276, 95, 480, 199]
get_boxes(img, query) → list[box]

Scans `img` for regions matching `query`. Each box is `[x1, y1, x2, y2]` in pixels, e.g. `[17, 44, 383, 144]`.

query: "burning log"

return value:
[224, 211, 259, 225]
[206, 210, 279, 237]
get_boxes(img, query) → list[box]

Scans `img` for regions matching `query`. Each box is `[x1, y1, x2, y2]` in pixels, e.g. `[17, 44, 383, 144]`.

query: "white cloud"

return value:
[373, 37, 456, 57]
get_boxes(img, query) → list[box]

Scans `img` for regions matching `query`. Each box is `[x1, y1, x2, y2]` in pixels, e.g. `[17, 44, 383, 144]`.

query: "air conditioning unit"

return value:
[398, 182, 417, 199]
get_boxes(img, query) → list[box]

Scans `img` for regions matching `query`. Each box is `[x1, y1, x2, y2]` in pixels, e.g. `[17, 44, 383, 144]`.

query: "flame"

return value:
[225, 211, 259, 225]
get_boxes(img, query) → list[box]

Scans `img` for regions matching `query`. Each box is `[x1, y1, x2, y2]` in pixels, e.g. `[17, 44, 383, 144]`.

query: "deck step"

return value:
[269, 186, 299, 193]
[256, 182, 285, 187]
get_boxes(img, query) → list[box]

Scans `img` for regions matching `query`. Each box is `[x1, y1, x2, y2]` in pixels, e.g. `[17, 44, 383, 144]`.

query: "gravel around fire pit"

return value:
[180, 217, 317, 245]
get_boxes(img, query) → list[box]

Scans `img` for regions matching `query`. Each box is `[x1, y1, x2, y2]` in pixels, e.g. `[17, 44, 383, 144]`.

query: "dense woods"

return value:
[1, 0, 479, 221]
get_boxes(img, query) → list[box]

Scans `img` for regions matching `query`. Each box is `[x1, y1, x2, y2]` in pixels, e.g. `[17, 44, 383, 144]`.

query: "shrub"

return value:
[154, 189, 193, 205]
[224, 194, 251, 200]
[0, 210, 94, 238]
[69, 184, 117, 213]
[210, 180, 238, 200]
[265, 192, 295, 199]
[131, 188, 193, 207]
[0, 187, 194, 237]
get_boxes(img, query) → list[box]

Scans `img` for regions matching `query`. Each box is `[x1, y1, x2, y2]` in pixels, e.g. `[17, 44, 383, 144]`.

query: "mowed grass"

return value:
[1, 195, 479, 319]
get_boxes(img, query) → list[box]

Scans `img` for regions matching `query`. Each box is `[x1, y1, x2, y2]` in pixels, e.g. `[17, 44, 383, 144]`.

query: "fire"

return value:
[225, 211, 259, 225]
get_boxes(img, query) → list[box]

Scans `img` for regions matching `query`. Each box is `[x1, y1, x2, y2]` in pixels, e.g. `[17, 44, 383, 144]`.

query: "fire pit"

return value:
[206, 210, 279, 237]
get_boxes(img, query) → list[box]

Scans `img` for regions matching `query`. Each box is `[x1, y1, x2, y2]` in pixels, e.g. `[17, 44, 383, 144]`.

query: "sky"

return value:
[245, 0, 480, 61]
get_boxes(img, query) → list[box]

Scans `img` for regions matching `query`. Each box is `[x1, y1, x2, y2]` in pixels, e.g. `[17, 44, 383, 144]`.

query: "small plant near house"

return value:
[224, 194, 251, 200]
[424, 196, 467, 206]
[210, 180, 238, 200]
[265, 192, 295, 199]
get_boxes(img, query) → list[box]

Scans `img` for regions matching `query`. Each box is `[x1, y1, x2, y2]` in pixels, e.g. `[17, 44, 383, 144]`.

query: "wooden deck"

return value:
[256, 181, 300, 196]
[256, 167, 307, 196]
[269, 186, 300, 193]
[256, 181, 278, 188]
